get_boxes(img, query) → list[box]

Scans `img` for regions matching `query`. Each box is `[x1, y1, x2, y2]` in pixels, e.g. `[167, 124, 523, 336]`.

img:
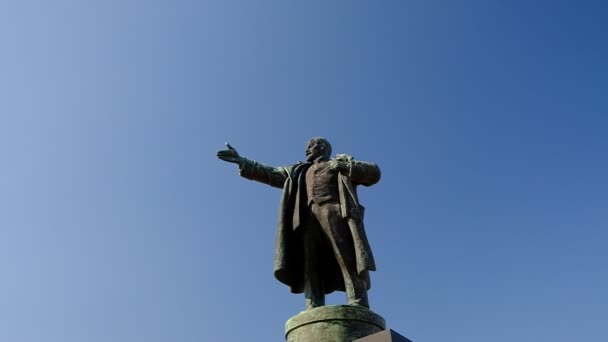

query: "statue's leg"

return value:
[311, 202, 369, 308]
[302, 219, 325, 309]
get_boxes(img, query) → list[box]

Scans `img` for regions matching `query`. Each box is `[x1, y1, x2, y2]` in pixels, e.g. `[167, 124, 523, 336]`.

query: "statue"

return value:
[217, 137, 381, 310]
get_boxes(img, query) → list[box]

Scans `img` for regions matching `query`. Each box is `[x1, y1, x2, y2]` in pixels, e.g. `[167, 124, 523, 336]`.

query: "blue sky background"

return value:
[1, 1, 607, 341]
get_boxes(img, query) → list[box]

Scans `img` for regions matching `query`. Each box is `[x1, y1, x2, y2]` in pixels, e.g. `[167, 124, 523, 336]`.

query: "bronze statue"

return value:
[217, 137, 381, 309]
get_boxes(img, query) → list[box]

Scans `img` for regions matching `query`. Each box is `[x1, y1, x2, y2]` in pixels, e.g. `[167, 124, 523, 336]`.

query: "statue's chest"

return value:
[305, 162, 338, 186]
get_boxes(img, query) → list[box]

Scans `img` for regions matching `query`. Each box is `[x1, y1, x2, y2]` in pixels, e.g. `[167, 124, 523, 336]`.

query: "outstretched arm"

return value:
[217, 143, 288, 189]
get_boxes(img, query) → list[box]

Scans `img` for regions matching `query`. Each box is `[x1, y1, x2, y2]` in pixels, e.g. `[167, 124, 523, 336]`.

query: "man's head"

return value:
[306, 137, 332, 162]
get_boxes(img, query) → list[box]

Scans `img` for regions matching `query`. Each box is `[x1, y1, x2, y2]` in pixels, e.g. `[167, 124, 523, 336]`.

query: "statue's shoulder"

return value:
[335, 153, 355, 162]
[284, 162, 309, 174]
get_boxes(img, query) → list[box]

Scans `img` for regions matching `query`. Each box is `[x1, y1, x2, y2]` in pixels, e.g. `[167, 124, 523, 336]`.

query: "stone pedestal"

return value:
[285, 305, 385, 342]
[354, 329, 413, 342]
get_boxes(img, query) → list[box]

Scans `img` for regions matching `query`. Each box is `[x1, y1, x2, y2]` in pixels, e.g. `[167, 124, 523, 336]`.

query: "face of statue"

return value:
[306, 138, 330, 162]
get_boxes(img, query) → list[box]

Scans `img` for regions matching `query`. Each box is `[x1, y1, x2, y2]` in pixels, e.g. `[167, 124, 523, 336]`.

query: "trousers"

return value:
[303, 201, 368, 308]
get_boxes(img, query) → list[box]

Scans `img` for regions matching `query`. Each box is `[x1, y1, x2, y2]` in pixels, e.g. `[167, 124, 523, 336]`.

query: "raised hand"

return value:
[217, 142, 242, 164]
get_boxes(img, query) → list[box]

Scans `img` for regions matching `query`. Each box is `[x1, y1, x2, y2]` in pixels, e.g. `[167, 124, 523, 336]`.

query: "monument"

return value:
[217, 137, 412, 342]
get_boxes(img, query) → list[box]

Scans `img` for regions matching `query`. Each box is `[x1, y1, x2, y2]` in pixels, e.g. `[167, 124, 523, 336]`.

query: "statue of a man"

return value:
[217, 137, 381, 309]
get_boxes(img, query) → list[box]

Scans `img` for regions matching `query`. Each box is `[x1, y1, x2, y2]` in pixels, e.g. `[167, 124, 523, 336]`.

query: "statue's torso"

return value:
[305, 160, 340, 205]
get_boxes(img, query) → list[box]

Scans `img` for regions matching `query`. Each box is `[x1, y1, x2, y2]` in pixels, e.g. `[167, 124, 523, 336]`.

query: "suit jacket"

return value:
[239, 156, 381, 294]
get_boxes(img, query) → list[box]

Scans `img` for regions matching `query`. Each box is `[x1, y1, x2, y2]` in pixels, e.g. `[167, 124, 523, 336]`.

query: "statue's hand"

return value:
[217, 142, 242, 164]
[331, 159, 349, 172]
[334, 154, 354, 173]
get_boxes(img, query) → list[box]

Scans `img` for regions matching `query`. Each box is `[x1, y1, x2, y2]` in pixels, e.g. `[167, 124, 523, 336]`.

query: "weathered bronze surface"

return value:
[217, 137, 381, 310]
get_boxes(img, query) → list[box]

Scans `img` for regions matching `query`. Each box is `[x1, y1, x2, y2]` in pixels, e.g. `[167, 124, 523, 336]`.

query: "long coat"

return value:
[239, 156, 381, 294]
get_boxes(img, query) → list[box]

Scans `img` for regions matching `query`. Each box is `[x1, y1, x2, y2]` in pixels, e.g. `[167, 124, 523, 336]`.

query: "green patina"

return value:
[285, 305, 385, 342]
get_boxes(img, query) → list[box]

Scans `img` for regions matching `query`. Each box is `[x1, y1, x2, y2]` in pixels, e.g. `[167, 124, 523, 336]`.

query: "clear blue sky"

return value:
[1, 1, 607, 341]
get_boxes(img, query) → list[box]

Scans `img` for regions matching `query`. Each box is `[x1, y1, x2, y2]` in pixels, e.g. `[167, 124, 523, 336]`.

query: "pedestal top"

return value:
[285, 305, 386, 341]
[286, 305, 386, 333]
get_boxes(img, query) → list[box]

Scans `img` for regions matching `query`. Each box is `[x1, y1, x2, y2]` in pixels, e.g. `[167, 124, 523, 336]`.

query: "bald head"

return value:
[305, 137, 332, 162]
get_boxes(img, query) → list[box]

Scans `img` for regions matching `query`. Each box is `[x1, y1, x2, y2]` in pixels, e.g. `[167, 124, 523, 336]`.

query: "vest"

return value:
[305, 160, 339, 205]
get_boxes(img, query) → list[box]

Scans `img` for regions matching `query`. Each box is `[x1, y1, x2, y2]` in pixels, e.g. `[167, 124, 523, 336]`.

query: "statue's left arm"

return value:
[345, 160, 381, 187]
